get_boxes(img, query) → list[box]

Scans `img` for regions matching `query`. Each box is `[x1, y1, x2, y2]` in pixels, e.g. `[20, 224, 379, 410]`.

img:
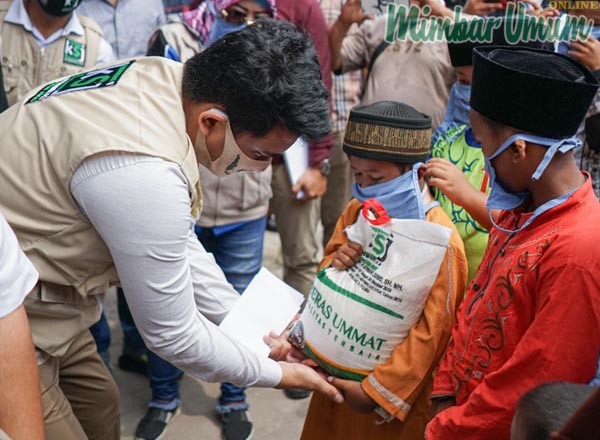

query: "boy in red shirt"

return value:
[427, 47, 600, 439]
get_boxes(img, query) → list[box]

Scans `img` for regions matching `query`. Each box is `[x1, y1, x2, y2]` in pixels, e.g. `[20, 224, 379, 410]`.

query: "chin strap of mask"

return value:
[530, 136, 582, 181]
[492, 133, 582, 181]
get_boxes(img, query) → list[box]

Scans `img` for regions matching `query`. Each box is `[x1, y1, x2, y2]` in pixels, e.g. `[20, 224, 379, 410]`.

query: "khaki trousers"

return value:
[320, 131, 353, 247]
[38, 330, 120, 440]
[39, 330, 121, 440]
[24, 283, 120, 439]
[271, 163, 321, 296]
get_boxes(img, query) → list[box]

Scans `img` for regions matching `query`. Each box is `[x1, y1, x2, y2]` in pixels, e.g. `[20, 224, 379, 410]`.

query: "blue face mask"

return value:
[444, 82, 471, 125]
[352, 164, 425, 220]
[486, 133, 582, 233]
[207, 17, 247, 47]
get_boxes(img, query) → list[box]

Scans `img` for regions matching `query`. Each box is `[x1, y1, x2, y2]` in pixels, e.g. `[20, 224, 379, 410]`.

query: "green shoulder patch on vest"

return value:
[26, 60, 135, 104]
[63, 39, 86, 66]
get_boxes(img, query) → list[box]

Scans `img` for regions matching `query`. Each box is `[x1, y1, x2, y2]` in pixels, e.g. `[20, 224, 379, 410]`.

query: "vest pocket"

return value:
[40, 282, 89, 305]
[1, 64, 19, 95]
[25, 283, 101, 357]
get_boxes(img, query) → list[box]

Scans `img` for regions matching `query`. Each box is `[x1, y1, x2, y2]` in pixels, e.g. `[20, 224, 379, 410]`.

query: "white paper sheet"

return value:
[219, 268, 305, 357]
[283, 136, 309, 200]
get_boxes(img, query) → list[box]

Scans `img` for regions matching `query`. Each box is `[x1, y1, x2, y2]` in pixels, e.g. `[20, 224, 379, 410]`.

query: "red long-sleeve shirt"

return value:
[427, 176, 600, 439]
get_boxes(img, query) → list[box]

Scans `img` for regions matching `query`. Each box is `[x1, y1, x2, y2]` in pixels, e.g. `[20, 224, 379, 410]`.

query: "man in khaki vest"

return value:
[0, 20, 341, 440]
[139, 16, 278, 440]
[0, 0, 114, 107]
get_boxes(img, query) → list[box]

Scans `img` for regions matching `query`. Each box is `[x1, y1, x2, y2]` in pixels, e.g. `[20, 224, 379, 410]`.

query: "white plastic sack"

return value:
[292, 200, 452, 380]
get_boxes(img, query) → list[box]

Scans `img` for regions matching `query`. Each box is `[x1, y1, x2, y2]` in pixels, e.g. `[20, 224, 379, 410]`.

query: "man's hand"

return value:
[328, 377, 377, 413]
[530, 6, 560, 18]
[570, 36, 600, 72]
[463, 0, 503, 16]
[330, 0, 373, 72]
[518, 0, 543, 15]
[265, 313, 300, 362]
[277, 362, 344, 404]
[338, 0, 373, 31]
[416, 0, 454, 19]
[265, 330, 315, 365]
[424, 158, 475, 207]
[266, 331, 294, 362]
[332, 241, 363, 271]
[292, 168, 327, 201]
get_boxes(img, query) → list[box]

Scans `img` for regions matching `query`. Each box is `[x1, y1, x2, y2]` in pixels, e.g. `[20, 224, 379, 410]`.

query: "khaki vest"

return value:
[0, 1, 103, 106]
[0, 57, 201, 301]
[158, 21, 200, 65]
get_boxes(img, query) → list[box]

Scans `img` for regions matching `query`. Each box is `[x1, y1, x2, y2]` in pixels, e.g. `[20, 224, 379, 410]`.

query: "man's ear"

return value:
[197, 108, 228, 137]
[197, 108, 228, 160]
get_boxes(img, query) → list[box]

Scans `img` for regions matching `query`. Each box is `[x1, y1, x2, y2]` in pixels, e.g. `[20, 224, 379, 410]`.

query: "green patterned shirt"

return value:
[431, 123, 490, 283]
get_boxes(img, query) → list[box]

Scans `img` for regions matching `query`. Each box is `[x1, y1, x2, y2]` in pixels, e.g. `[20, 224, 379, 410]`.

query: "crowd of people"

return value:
[0, 0, 599, 440]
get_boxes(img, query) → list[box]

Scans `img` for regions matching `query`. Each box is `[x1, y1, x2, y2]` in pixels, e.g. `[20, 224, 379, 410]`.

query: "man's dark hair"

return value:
[182, 19, 330, 140]
[515, 382, 596, 440]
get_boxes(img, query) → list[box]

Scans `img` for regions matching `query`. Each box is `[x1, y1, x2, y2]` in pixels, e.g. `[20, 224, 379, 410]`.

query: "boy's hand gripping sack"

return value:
[291, 199, 452, 380]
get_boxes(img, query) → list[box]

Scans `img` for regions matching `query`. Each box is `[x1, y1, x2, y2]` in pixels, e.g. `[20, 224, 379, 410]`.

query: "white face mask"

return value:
[194, 108, 271, 177]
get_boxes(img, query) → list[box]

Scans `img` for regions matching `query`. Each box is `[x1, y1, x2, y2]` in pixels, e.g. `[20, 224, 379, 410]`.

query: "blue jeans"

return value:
[117, 290, 145, 354]
[196, 216, 267, 411]
[90, 312, 111, 367]
[118, 289, 183, 408]
[118, 216, 267, 410]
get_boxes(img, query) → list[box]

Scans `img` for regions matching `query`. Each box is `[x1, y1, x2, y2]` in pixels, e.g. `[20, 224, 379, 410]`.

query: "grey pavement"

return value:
[104, 230, 312, 440]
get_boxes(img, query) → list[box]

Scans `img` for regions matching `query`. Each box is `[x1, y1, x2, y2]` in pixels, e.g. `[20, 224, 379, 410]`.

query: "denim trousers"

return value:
[197, 216, 267, 411]
[89, 312, 111, 355]
[116, 216, 267, 409]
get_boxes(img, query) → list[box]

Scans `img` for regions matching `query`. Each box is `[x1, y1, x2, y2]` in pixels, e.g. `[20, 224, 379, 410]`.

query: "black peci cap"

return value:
[470, 47, 600, 138]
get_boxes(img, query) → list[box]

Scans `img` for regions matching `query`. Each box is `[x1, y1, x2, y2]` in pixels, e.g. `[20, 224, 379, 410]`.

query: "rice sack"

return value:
[291, 200, 452, 381]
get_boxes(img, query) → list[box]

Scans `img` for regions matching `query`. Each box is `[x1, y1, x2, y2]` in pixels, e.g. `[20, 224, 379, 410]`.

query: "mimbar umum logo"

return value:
[385, 3, 595, 44]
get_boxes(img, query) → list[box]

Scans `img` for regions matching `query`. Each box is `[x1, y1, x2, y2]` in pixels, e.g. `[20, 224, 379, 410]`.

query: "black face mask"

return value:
[586, 113, 600, 154]
[36, 0, 82, 17]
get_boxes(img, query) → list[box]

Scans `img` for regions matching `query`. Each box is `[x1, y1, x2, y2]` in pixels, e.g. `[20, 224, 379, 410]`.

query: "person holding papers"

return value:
[124, 3, 281, 438]
[0, 20, 342, 440]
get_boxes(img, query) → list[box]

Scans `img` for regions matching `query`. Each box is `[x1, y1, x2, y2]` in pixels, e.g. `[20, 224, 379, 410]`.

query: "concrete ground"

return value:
[104, 230, 311, 440]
